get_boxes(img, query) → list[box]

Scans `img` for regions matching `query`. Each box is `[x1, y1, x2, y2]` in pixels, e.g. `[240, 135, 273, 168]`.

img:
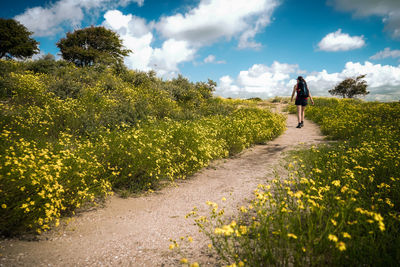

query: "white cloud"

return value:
[14, 0, 143, 37]
[318, 29, 365, 52]
[217, 75, 241, 96]
[104, 10, 133, 30]
[103, 10, 195, 78]
[155, 0, 279, 49]
[215, 61, 301, 98]
[305, 61, 400, 101]
[215, 61, 400, 101]
[204, 54, 226, 64]
[103, 10, 153, 71]
[151, 39, 196, 78]
[204, 55, 216, 63]
[238, 14, 270, 49]
[329, 0, 400, 38]
[370, 47, 400, 60]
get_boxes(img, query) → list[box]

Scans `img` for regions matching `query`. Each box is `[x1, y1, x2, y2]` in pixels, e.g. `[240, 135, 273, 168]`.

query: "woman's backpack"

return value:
[297, 80, 309, 97]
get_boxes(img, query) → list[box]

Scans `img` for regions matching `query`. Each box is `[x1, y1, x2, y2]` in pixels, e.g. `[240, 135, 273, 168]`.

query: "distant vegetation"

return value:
[329, 75, 369, 99]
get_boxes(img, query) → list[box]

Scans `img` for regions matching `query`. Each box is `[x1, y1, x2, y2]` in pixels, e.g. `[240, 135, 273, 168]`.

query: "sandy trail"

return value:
[0, 106, 325, 266]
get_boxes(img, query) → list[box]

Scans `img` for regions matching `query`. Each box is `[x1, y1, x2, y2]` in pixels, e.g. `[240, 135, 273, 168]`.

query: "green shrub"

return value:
[196, 98, 400, 266]
[0, 131, 112, 236]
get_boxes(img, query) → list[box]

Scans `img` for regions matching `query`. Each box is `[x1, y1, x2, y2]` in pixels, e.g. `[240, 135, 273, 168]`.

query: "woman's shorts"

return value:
[295, 97, 308, 106]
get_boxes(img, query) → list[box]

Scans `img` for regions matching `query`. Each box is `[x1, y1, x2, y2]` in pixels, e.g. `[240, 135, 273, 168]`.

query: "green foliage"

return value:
[57, 26, 131, 67]
[0, 18, 39, 59]
[0, 131, 112, 236]
[270, 96, 290, 103]
[0, 60, 286, 236]
[95, 109, 286, 192]
[25, 53, 70, 74]
[198, 98, 400, 266]
[246, 97, 262, 101]
[329, 75, 369, 98]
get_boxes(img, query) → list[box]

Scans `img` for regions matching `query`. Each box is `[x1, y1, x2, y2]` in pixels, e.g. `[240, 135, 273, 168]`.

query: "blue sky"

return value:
[3, 0, 400, 100]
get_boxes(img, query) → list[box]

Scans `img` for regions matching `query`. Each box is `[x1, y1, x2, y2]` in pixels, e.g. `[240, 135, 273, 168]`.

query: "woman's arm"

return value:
[291, 85, 296, 102]
[309, 91, 314, 105]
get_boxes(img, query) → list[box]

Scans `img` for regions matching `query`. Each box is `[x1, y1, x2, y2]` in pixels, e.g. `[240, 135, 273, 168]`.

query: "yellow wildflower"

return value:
[287, 233, 298, 239]
[328, 234, 338, 242]
[342, 232, 351, 239]
[337, 242, 346, 251]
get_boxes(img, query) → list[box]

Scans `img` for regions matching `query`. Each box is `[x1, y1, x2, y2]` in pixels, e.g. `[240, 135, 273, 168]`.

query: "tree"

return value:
[195, 79, 216, 99]
[329, 74, 369, 98]
[0, 18, 39, 59]
[57, 26, 131, 67]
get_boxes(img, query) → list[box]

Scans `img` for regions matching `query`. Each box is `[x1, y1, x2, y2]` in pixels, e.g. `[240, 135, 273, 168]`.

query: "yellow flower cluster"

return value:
[193, 98, 400, 266]
[96, 107, 285, 192]
[0, 130, 112, 234]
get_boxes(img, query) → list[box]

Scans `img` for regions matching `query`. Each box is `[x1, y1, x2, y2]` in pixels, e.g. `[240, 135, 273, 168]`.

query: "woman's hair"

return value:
[297, 76, 308, 87]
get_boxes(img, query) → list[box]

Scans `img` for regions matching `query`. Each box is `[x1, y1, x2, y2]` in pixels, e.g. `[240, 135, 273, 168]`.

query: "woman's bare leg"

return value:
[301, 106, 306, 122]
[297, 105, 302, 123]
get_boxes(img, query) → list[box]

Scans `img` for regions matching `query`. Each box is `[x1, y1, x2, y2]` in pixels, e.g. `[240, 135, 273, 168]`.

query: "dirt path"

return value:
[1, 106, 325, 266]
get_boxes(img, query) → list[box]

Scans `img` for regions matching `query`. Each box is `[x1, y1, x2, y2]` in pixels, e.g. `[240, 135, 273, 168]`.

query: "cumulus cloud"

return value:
[217, 75, 241, 96]
[328, 0, 400, 38]
[151, 39, 196, 78]
[103, 10, 195, 78]
[215, 61, 301, 98]
[215, 61, 400, 101]
[14, 0, 143, 37]
[370, 47, 400, 60]
[155, 0, 279, 49]
[318, 29, 365, 52]
[306, 61, 400, 101]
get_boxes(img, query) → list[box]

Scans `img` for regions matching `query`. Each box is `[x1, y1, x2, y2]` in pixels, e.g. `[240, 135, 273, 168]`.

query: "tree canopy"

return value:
[57, 26, 131, 67]
[329, 75, 370, 98]
[0, 18, 39, 59]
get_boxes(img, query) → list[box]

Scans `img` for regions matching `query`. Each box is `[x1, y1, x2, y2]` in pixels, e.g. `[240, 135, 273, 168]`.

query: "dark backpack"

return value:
[298, 80, 309, 97]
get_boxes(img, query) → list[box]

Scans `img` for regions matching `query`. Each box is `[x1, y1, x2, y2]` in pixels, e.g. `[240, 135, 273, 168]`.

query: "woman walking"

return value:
[291, 76, 314, 128]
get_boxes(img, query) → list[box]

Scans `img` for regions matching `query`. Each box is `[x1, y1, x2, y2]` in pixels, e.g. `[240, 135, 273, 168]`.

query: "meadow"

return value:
[0, 59, 286, 236]
[191, 98, 400, 266]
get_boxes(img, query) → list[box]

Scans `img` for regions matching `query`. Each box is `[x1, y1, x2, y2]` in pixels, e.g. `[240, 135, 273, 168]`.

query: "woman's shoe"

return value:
[296, 123, 302, 128]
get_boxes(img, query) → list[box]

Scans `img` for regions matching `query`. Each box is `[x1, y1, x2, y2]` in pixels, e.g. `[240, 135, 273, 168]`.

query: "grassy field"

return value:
[191, 98, 400, 266]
